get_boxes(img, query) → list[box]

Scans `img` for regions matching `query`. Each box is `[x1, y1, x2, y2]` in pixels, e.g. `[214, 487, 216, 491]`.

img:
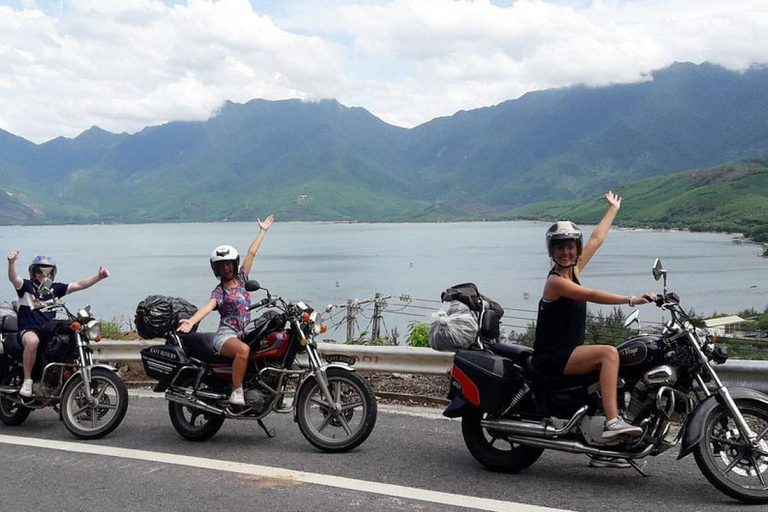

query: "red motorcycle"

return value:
[140, 281, 377, 452]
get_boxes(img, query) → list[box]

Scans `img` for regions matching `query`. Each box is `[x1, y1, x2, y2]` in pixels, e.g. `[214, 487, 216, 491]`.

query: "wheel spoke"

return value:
[310, 396, 329, 408]
[315, 413, 334, 434]
[748, 453, 767, 486]
[96, 403, 117, 411]
[336, 413, 352, 435]
[720, 454, 744, 476]
[341, 400, 363, 412]
[70, 404, 89, 417]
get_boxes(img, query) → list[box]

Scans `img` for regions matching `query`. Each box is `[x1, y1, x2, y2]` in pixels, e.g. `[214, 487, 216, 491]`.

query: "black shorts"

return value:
[533, 346, 578, 376]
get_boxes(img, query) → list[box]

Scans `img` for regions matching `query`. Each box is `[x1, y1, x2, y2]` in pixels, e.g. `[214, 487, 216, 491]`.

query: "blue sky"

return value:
[1, 0, 767, 143]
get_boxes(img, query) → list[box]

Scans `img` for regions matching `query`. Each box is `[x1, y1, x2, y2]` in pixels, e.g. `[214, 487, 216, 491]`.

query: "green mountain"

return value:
[507, 159, 768, 241]
[2, 62, 768, 224]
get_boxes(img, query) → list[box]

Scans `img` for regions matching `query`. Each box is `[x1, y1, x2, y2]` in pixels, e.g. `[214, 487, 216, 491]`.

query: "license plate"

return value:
[324, 354, 356, 366]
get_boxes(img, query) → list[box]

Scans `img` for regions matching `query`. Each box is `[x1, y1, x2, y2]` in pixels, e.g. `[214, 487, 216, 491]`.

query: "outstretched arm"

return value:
[7, 250, 23, 290]
[242, 214, 274, 275]
[578, 191, 621, 271]
[67, 266, 110, 293]
[544, 274, 655, 306]
[178, 299, 217, 333]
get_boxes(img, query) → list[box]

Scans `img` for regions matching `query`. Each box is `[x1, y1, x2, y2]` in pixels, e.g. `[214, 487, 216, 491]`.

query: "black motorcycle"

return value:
[0, 300, 129, 439]
[443, 259, 768, 504]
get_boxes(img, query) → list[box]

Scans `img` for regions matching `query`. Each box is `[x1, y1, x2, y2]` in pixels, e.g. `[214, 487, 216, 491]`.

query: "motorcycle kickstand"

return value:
[257, 419, 275, 438]
[627, 459, 651, 477]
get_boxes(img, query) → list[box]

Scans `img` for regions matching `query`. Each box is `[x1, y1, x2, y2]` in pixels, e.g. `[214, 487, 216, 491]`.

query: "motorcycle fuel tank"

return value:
[617, 335, 665, 376]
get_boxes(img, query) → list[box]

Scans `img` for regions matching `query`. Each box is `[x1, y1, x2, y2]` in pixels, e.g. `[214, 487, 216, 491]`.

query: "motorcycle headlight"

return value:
[85, 320, 101, 341]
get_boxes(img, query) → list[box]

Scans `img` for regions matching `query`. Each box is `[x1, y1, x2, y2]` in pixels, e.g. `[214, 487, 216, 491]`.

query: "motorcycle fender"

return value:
[678, 387, 768, 460]
[442, 395, 474, 418]
[293, 363, 356, 422]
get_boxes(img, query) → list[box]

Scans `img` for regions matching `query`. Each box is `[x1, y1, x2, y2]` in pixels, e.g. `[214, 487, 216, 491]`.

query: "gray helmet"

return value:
[545, 221, 583, 257]
[210, 245, 239, 278]
[28, 255, 57, 281]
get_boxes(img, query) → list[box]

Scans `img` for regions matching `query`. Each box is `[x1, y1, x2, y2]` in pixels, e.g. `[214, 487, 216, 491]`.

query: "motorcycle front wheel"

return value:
[296, 367, 377, 453]
[168, 376, 225, 442]
[462, 412, 544, 473]
[0, 371, 31, 426]
[61, 367, 129, 440]
[693, 400, 768, 504]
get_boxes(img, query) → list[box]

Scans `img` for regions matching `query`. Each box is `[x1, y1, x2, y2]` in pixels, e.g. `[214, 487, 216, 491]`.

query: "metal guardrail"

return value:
[94, 340, 768, 393]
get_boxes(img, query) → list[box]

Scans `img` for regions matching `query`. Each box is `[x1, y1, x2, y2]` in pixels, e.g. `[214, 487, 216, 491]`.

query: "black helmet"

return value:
[28, 255, 57, 281]
[545, 221, 583, 257]
[210, 245, 240, 278]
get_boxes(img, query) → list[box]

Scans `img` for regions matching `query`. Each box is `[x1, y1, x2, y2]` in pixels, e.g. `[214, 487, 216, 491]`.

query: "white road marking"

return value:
[0, 434, 568, 512]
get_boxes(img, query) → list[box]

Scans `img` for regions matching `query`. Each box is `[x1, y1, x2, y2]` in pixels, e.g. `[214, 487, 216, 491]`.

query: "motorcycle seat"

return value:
[528, 357, 599, 388]
[488, 343, 533, 367]
[1, 333, 23, 358]
[181, 332, 232, 364]
[0, 315, 18, 333]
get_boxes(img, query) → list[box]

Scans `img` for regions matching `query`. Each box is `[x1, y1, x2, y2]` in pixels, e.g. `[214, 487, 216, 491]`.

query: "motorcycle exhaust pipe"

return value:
[166, 388, 226, 417]
[481, 405, 588, 438]
[505, 435, 655, 459]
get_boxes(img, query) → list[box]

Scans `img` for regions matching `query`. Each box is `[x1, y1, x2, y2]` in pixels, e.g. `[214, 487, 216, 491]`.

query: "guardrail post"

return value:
[372, 292, 382, 342]
[346, 299, 355, 343]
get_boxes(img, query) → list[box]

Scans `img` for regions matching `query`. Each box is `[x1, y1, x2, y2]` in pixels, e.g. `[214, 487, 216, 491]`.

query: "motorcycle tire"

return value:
[693, 399, 768, 504]
[461, 411, 544, 473]
[168, 376, 225, 442]
[61, 367, 129, 440]
[296, 367, 377, 453]
[0, 371, 31, 426]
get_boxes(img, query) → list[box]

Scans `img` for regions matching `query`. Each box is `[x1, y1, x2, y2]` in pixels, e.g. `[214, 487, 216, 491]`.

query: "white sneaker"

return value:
[229, 387, 245, 406]
[602, 417, 643, 439]
[19, 379, 33, 398]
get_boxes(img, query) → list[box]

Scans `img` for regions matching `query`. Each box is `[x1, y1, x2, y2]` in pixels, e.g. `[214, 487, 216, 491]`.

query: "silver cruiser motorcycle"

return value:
[0, 300, 129, 439]
[445, 259, 768, 504]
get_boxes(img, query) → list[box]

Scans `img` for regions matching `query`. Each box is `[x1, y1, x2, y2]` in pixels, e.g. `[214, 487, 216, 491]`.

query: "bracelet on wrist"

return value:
[627, 295, 635, 307]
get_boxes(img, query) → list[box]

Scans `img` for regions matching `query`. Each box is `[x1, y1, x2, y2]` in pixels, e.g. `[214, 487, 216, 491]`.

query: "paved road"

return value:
[0, 393, 753, 511]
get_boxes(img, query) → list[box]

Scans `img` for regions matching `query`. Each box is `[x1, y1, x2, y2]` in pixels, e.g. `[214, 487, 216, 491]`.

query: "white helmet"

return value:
[545, 221, 583, 257]
[210, 245, 239, 278]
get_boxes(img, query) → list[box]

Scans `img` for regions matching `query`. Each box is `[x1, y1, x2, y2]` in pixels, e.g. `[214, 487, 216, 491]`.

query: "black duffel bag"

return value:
[135, 295, 198, 340]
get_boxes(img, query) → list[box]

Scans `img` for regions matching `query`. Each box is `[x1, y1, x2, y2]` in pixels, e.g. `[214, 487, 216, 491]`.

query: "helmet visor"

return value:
[32, 265, 54, 277]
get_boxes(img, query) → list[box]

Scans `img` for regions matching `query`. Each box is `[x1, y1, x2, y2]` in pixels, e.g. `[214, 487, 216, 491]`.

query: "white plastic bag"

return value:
[428, 300, 479, 351]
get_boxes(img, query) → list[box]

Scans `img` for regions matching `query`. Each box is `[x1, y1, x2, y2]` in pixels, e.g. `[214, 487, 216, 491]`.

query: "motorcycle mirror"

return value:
[325, 304, 334, 313]
[245, 280, 261, 292]
[623, 309, 640, 330]
[652, 258, 666, 281]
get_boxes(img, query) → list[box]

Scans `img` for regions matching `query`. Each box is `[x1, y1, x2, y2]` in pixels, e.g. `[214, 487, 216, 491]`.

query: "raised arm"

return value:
[578, 191, 621, 271]
[67, 266, 110, 293]
[242, 214, 274, 275]
[7, 250, 23, 290]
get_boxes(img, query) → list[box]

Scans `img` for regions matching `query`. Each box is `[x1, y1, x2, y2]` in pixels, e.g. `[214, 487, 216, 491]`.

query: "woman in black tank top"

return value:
[533, 192, 656, 438]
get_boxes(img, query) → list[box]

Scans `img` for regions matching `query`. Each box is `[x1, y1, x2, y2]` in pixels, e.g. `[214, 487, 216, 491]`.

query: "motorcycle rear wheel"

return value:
[168, 377, 225, 442]
[296, 367, 377, 453]
[0, 371, 31, 426]
[462, 412, 544, 473]
[61, 367, 129, 440]
[693, 400, 768, 504]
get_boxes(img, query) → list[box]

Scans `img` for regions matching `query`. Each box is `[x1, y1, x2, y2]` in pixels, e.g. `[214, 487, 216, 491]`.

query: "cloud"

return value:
[0, 0, 344, 142]
[0, 0, 767, 143]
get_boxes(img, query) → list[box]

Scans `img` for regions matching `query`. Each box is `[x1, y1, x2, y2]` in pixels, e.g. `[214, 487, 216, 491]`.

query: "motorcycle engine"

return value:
[244, 388, 268, 411]
[578, 415, 622, 446]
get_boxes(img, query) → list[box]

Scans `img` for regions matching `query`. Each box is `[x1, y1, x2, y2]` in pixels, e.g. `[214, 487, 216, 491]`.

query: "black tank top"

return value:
[533, 270, 587, 357]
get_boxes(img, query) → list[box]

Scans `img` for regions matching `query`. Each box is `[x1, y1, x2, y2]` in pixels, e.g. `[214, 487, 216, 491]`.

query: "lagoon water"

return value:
[0, 221, 766, 340]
